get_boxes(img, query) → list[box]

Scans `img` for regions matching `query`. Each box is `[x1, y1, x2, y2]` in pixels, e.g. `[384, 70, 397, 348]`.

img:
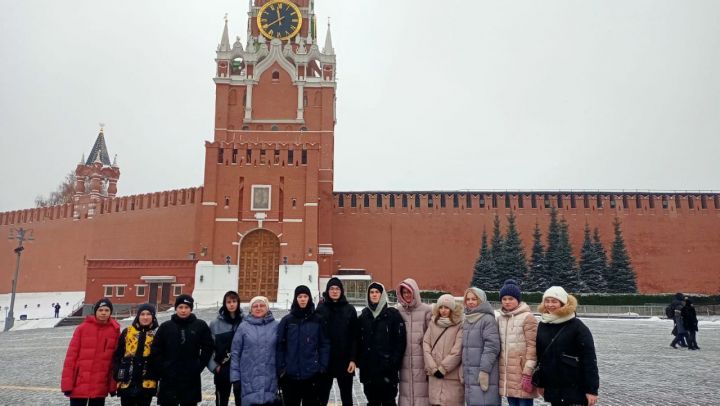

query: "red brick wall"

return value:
[331, 192, 720, 295]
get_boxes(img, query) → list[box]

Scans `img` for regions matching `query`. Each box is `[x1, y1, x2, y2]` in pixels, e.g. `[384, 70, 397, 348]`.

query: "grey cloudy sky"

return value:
[1, 1, 719, 212]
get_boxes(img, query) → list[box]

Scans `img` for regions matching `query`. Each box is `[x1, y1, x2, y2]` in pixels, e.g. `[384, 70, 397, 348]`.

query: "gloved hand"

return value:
[521, 374, 534, 393]
[63, 391, 72, 397]
[433, 370, 445, 379]
[478, 371, 489, 391]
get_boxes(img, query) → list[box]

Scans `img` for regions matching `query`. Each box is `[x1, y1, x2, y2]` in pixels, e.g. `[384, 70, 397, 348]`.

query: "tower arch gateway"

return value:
[238, 229, 280, 301]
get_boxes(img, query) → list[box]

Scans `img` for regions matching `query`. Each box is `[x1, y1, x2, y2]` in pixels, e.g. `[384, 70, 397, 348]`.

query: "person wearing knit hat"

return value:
[113, 303, 159, 405]
[423, 294, 464, 405]
[357, 282, 407, 406]
[230, 294, 279, 406]
[61, 297, 120, 402]
[276, 285, 330, 405]
[316, 277, 358, 406]
[151, 294, 214, 405]
[209, 291, 244, 406]
[535, 286, 599, 406]
[497, 280, 538, 405]
[461, 287, 500, 405]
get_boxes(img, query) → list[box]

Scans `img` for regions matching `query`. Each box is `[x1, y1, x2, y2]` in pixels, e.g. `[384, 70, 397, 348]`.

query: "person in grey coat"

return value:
[209, 291, 244, 406]
[462, 287, 500, 406]
[230, 296, 279, 406]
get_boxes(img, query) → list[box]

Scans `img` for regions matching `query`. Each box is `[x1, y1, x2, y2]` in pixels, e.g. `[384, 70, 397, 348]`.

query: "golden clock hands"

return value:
[263, 15, 285, 28]
[276, 5, 281, 22]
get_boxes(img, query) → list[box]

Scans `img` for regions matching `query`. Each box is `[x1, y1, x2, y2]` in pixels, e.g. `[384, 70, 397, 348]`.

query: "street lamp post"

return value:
[5, 228, 33, 332]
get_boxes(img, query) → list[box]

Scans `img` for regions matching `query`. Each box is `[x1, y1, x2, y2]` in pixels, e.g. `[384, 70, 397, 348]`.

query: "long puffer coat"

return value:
[61, 316, 120, 398]
[462, 300, 501, 406]
[150, 313, 214, 405]
[422, 303, 464, 406]
[535, 295, 599, 405]
[230, 311, 279, 406]
[396, 278, 432, 406]
[497, 302, 538, 399]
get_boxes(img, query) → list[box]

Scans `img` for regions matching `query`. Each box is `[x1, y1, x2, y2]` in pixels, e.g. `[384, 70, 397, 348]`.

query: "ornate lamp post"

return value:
[5, 228, 33, 332]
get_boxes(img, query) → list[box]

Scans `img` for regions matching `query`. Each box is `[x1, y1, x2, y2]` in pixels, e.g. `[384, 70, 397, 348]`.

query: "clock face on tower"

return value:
[257, 0, 303, 40]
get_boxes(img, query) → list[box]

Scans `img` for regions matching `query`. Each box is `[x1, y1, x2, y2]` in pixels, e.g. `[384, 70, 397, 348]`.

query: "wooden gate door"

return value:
[239, 229, 280, 302]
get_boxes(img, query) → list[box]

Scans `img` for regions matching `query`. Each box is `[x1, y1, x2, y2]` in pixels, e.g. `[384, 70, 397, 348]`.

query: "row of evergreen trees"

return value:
[470, 209, 637, 293]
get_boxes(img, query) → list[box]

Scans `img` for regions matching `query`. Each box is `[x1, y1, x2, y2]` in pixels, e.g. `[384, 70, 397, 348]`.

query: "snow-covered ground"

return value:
[0, 291, 84, 331]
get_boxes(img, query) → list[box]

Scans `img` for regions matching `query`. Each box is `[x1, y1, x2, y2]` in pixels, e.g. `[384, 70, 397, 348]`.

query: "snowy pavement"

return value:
[0, 307, 717, 405]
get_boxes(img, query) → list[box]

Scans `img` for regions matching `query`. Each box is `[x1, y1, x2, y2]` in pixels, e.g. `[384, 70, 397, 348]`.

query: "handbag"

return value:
[531, 324, 568, 387]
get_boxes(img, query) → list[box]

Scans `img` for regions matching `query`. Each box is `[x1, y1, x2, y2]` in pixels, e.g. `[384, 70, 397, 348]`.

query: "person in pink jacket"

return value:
[396, 278, 432, 406]
[497, 280, 538, 406]
[423, 294, 464, 406]
[61, 298, 120, 406]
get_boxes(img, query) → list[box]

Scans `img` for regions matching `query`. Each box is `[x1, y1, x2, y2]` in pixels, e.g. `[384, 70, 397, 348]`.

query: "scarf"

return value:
[436, 316, 454, 328]
[541, 311, 576, 324]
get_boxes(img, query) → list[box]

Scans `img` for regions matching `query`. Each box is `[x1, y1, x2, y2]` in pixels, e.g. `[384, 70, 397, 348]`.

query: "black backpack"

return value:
[665, 305, 674, 319]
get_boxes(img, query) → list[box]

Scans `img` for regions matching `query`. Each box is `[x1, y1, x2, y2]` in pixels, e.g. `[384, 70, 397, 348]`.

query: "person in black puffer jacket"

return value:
[277, 285, 331, 406]
[681, 297, 700, 350]
[113, 303, 160, 406]
[151, 294, 214, 406]
[535, 286, 599, 406]
[208, 291, 244, 406]
[357, 282, 407, 406]
[315, 278, 358, 406]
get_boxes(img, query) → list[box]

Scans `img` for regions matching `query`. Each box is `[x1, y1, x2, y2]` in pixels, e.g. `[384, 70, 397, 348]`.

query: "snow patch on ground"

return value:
[0, 291, 84, 331]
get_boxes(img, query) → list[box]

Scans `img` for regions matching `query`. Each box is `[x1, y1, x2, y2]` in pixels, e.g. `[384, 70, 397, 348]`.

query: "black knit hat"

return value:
[93, 298, 114, 314]
[137, 303, 157, 317]
[175, 294, 194, 310]
[294, 285, 312, 299]
[133, 303, 159, 329]
[325, 277, 344, 295]
[499, 279, 522, 302]
[368, 282, 384, 294]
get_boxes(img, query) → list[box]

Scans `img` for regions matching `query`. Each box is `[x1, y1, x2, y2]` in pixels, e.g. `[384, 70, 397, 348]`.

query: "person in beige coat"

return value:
[423, 294, 464, 406]
[396, 278, 432, 406]
[497, 280, 538, 406]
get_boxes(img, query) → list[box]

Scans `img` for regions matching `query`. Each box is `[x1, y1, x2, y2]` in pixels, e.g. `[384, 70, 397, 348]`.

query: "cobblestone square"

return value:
[0, 309, 717, 405]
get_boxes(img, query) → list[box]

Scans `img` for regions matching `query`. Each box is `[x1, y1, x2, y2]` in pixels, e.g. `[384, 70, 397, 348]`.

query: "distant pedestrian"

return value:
[534, 286, 599, 406]
[669, 292, 688, 348]
[497, 280, 538, 406]
[208, 291, 244, 406]
[55, 302, 61, 318]
[113, 303, 159, 406]
[276, 285, 330, 406]
[151, 294, 214, 406]
[422, 294, 464, 406]
[396, 278, 432, 406]
[357, 282, 407, 406]
[61, 297, 120, 406]
[682, 297, 700, 350]
[461, 287, 500, 406]
[315, 277, 358, 406]
[230, 295, 280, 406]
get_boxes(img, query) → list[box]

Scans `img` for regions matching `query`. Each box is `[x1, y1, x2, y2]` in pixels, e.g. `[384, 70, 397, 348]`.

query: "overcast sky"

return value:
[1, 1, 719, 212]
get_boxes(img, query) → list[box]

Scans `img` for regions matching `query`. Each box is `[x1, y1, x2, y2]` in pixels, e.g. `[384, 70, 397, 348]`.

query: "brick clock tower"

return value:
[193, 0, 336, 305]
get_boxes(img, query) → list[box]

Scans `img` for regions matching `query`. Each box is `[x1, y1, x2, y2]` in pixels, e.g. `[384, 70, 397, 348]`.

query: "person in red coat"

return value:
[61, 298, 121, 406]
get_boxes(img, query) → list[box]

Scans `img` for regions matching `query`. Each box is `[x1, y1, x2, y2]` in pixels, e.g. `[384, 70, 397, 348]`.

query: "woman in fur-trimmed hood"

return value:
[422, 294, 464, 406]
[396, 278, 432, 406]
[535, 286, 599, 406]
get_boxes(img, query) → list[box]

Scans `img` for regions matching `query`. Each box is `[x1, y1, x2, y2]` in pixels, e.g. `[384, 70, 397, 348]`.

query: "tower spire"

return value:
[323, 18, 334, 55]
[219, 13, 231, 52]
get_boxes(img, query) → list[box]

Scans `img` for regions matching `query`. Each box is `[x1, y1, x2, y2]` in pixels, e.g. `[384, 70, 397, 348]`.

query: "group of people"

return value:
[61, 277, 600, 406]
[669, 292, 700, 350]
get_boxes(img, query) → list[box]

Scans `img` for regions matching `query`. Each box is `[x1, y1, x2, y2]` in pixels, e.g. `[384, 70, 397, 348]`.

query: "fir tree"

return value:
[498, 213, 528, 285]
[579, 223, 606, 292]
[470, 229, 500, 290]
[490, 214, 504, 268]
[592, 227, 610, 293]
[555, 218, 581, 291]
[544, 208, 561, 284]
[526, 221, 548, 291]
[607, 217, 638, 293]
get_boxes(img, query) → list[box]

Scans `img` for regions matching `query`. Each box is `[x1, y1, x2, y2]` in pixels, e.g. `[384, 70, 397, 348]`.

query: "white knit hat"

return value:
[543, 286, 569, 304]
[436, 294, 457, 310]
[249, 296, 270, 308]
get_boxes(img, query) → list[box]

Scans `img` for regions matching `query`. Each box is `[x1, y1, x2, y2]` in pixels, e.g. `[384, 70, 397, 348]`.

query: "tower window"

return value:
[288, 149, 294, 165]
[301, 150, 308, 165]
[232, 148, 238, 164]
[260, 149, 267, 164]
[274, 149, 280, 164]
[246, 149, 252, 163]
[217, 148, 224, 164]
[272, 71, 280, 81]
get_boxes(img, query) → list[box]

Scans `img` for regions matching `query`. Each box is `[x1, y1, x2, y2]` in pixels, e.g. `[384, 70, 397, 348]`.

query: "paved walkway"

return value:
[0, 308, 717, 405]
